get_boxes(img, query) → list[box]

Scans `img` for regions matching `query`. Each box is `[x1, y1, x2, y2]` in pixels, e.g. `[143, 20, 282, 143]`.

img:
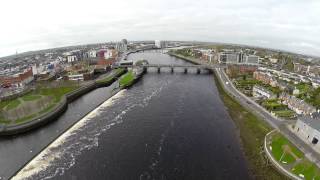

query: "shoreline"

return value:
[0, 69, 127, 136]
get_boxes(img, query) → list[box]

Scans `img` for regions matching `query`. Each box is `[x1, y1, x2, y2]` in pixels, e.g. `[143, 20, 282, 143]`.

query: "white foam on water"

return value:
[13, 80, 169, 180]
[12, 90, 127, 180]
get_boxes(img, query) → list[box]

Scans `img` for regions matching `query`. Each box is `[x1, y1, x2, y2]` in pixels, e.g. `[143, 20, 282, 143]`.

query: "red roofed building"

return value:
[0, 68, 34, 88]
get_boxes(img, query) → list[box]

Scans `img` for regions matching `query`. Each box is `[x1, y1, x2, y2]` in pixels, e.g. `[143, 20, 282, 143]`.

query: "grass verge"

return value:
[120, 70, 135, 88]
[96, 68, 126, 84]
[213, 72, 285, 179]
[270, 133, 303, 163]
[292, 160, 320, 180]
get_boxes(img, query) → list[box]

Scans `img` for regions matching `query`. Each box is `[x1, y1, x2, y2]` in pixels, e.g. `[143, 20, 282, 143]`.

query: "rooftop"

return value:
[299, 113, 320, 131]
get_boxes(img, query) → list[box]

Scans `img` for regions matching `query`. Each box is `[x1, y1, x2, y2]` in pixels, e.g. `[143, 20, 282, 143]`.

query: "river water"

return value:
[10, 51, 249, 180]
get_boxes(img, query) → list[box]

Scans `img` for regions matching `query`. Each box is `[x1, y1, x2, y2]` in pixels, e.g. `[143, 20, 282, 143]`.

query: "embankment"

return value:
[0, 69, 127, 136]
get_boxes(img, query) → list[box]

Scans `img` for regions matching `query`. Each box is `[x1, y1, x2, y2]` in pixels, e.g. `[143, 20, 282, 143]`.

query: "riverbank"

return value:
[0, 69, 127, 136]
[213, 71, 285, 179]
[167, 51, 200, 65]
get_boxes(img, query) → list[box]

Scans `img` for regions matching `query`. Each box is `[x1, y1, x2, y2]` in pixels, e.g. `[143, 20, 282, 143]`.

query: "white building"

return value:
[67, 55, 78, 63]
[269, 58, 278, 64]
[32, 64, 46, 76]
[115, 42, 127, 52]
[68, 74, 84, 81]
[218, 51, 246, 64]
[155, 40, 165, 49]
[88, 50, 97, 58]
[104, 49, 116, 59]
[244, 55, 259, 65]
[294, 113, 320, 153]
[226, 54, 239, 64]
[252, 85, 277, 99]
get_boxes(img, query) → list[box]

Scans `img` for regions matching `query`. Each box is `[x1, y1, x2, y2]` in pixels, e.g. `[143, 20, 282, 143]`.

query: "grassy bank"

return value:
[0, 86, 78, 125]
[267, 132, 320, 180]
[120, 70, 135, 88]
[167, 51, 200, 64]
[213, 72, 285, 179]
[96, 68, 126, 84]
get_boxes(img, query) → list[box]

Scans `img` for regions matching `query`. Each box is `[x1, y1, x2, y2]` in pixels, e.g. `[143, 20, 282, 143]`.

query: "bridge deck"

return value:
[113, 64, 224, 69]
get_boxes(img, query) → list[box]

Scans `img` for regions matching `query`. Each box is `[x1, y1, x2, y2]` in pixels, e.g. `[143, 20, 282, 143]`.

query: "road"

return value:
[214, 67, 283, 128]
[214, 67, 320, 166]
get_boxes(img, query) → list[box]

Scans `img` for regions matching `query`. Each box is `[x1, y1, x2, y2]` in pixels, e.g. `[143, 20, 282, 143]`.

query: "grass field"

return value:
[268, 132, 320, 180]
[273, 110, 295, 118]
[21, 95, 42, 101]
[120, 70, 135, 88]
[0, 86, 78, 125]
[5, 99, 21, 110]
[35, 86, 78, 102]
[270, 133, 303, 164]
[213, 72, 285, 179]
[96, 68, 126, 84]
[292, 160, 320, 180]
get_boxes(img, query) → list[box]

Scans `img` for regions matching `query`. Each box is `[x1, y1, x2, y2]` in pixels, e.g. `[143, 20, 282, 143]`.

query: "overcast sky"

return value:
[0, 0, 319, 57]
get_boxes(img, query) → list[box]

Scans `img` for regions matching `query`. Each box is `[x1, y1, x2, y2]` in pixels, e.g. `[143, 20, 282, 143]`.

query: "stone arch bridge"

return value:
[112, 64, 227, 74]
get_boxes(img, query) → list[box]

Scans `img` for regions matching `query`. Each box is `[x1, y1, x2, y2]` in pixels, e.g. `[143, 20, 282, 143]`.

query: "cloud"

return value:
[0, 0, 319, 57]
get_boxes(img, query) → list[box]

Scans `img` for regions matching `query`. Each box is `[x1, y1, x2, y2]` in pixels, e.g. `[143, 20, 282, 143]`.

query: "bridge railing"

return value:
[112, 64, 224, 69]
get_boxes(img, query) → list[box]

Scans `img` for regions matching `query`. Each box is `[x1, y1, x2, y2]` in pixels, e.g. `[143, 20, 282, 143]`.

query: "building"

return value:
[294, 113, 320, 152]
[218, 52, 228, 63]
[244, 55, 259, 65]
[121, 39, 128, 45]
[226, 54, 239, 64]
[219, 52, 254, 64]
[253, 71, 274, 85]
[88, 50, 97, 58]
[311, 78, 320, 88]
[115, 41, 127, 52]
[32, 64, 46, 76]
[67, 55, 78, 63]
[280, 93, 317, 115]
[252, 85, 277, 99]
[269, 58, 278, 64]
[154, 40, 166, 49]
[226, 65, 258, 78]
[104, 49, 117, 59]
[0, 68, 34, 88]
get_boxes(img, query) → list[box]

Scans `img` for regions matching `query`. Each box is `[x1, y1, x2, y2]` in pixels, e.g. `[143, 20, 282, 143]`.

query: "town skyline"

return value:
[0, 0, 319, 57]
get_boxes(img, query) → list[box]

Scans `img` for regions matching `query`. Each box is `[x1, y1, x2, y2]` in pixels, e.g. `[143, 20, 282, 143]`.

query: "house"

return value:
[280, 93, 317, 115]
[0, 68, 34, 88]
[294, 113, 320, 152]
[104, 49, 118, 59]
[269, 58, 278, 64]
[253, 71, 275, 85]
[252, 85, 277, 99]
[226, 65, 258, 78]
[88, 50, 97, 58]
[311, 78, 320, 88]
[67, 55, 78, 63]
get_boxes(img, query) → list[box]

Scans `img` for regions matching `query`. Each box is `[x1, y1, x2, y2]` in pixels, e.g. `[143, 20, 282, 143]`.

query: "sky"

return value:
[0, 0, 320, 57]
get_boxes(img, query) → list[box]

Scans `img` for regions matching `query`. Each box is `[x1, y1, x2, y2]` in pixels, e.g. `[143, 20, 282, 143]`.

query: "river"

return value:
[9, 51, 249, 180]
